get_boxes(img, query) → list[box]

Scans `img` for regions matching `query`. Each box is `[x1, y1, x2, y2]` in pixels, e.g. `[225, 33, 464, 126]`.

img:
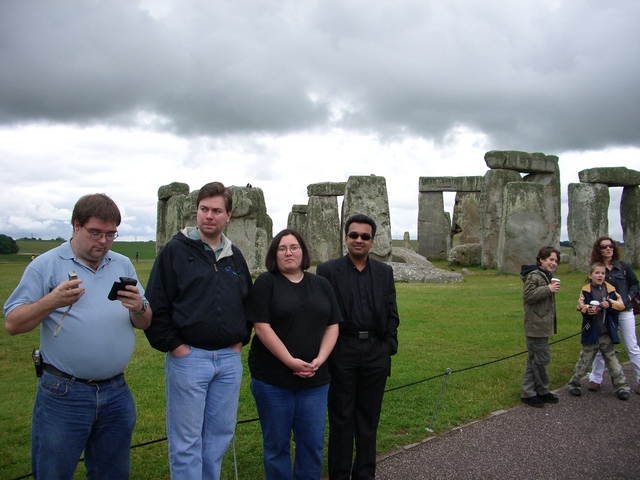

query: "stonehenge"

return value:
[154, 152, 640, 279]
[419, 151, 561, 273]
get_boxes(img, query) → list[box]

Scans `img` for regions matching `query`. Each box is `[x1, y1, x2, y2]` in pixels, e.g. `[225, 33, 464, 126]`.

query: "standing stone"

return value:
[621, 186, 640, 268]
[567, 183, 609, 272]
[497, 182, 553, 274]
[156, 182, 191, 253]
[224, 186, 273, 273]
[451, 191, 481, 248]
[342, 175, 392, 261]
[523, 171, 561, 248]
[306, 195, 341, 264]
[287, 204, 308, 239]
[403, 232, 411, 250]
[479, 169, 522, 268]
[417, 191, 450, 260]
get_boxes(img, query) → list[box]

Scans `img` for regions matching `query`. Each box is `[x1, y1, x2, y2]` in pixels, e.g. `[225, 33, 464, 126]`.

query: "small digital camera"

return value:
[108, 277, 137, 301]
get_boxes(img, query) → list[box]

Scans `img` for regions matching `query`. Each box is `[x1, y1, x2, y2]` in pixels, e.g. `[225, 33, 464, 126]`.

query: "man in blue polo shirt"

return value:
[4, 193, 152, 480]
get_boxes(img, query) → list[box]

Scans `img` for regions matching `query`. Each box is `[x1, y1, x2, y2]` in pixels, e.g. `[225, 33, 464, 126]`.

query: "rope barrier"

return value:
[1, 326, 616, 480]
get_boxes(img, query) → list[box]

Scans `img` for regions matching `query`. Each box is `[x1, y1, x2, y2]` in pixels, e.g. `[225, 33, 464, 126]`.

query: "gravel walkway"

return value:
[375, 363, 640, 480]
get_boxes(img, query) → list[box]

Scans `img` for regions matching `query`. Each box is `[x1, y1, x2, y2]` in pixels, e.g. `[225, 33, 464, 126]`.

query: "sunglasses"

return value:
[347, 232, 372, 241]
[598, 244, 615, 250]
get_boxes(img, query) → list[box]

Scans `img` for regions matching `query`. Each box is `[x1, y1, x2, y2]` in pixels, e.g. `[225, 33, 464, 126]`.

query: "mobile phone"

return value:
[68, 271, 78, 287]
[108, 277, 137, 301]
[32, 348, 42, 377]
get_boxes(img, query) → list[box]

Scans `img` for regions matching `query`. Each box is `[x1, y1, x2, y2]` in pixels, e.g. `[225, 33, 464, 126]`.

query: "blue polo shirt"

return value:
[4, 241, 146, 379]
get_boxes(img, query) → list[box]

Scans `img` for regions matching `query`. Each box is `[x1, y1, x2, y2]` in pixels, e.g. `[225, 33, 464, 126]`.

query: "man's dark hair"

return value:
[197, 182, 233, 212]
[536, 245, 561, 266]
[344, 214, 377, 237]
[265, 229, 311, 273]
[71, 194, 121, 227]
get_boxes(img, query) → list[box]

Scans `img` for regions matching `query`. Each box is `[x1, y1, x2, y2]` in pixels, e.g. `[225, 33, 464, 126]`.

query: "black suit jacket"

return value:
[316, 255, 399, 355]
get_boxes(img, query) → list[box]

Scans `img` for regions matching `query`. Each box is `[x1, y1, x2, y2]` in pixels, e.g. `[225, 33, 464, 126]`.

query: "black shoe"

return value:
[618, 390, 630, 400]
[539, 392, 559, 404]
[522, 396, 544, 408]
[569, 387, 582, 397]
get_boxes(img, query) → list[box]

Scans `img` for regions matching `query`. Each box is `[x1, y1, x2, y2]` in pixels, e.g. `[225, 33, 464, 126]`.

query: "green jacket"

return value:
[521, 266, 557, 338]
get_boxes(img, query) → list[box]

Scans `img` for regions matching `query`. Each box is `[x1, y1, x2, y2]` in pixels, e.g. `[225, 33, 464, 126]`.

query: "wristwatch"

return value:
[132, 300, 148, 315]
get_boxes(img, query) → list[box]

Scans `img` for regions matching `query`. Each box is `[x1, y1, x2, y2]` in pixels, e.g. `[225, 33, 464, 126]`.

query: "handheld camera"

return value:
[108, 277, 137, 301]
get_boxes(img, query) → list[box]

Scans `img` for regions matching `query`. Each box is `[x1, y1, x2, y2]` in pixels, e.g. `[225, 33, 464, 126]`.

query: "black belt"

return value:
[342, 330, 376, 339]
[43, 363, 123, 384]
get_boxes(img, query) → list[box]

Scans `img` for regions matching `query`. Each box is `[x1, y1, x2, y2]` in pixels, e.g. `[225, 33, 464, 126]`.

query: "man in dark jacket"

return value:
[144, 181, 252, 480]
[316, 214, 399, 480]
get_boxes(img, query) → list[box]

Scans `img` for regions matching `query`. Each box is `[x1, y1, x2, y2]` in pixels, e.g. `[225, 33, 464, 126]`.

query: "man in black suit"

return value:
[316, 214, 400, 480]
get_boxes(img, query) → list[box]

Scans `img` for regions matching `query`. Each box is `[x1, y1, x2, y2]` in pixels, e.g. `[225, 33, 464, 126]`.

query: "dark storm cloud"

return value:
[1, 0, 639, 153]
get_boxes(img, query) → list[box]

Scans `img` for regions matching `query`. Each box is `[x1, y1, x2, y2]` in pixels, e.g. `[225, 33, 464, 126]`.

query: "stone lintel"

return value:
[158, 182, 190, 200]
[578, 167, 640, 187]
[419, 176, 484, 192]
[291, 204, 308, 213]
[307, 182, 347, 197]
[484, 150, 558, 173]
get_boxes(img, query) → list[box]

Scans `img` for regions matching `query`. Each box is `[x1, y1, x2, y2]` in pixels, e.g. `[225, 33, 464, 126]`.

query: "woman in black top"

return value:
[247, 229, 342, 480]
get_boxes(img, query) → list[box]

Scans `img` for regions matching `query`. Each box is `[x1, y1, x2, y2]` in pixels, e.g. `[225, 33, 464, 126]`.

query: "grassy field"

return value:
[0, 242, 634, 479]
[15, 239, 157, 260]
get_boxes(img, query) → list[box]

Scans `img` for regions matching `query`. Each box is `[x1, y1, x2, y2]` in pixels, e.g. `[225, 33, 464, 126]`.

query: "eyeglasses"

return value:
[347, 232, 372, 241]
[277, 245, 301, 254]
[598, 244, 615, 250]
[83, 226, 118, 241]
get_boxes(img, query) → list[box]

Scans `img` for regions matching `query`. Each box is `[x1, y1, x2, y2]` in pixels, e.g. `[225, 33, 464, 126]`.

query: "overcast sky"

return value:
[1, 0, 638, 244]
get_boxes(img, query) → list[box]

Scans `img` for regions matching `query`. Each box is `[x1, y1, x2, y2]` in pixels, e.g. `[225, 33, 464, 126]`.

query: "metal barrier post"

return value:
[426, 368, 452, 433]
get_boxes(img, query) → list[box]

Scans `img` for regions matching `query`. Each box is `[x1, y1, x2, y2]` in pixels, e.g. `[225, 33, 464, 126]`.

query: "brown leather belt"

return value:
[43, 363, 122, 384]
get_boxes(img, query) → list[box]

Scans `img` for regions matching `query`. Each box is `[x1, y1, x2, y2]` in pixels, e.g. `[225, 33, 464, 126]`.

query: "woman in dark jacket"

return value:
[587, 236, 640, 394]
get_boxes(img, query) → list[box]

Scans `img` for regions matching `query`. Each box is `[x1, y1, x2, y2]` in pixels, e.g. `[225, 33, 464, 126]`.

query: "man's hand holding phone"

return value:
[108, 277, 138, 301]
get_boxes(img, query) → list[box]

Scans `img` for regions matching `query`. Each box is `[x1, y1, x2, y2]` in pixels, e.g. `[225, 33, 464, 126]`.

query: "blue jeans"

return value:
[165, 346, 243, 480]
[32, 370, 136, 480]
[251, 377, 329, 480]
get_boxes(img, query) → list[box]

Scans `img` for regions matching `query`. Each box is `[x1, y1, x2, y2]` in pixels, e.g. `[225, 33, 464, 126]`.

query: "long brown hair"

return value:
[590, 236, 620, 264]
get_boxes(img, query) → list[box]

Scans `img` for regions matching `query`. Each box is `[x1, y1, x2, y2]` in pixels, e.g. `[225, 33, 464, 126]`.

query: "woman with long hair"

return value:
[588, 236, 640, 394]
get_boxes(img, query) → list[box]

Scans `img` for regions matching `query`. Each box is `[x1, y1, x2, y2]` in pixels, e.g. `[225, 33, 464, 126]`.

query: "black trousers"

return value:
[327, 335, 390, 480]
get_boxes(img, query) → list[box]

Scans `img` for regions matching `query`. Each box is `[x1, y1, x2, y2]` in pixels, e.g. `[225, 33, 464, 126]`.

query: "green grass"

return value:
[15, 239, 157, 261]
[0, 245, 634, 479]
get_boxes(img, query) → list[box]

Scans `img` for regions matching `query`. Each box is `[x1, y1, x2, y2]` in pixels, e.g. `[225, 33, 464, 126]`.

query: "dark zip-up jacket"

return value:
[144, 230, 252, 352]
[577, 281, 625, 345]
